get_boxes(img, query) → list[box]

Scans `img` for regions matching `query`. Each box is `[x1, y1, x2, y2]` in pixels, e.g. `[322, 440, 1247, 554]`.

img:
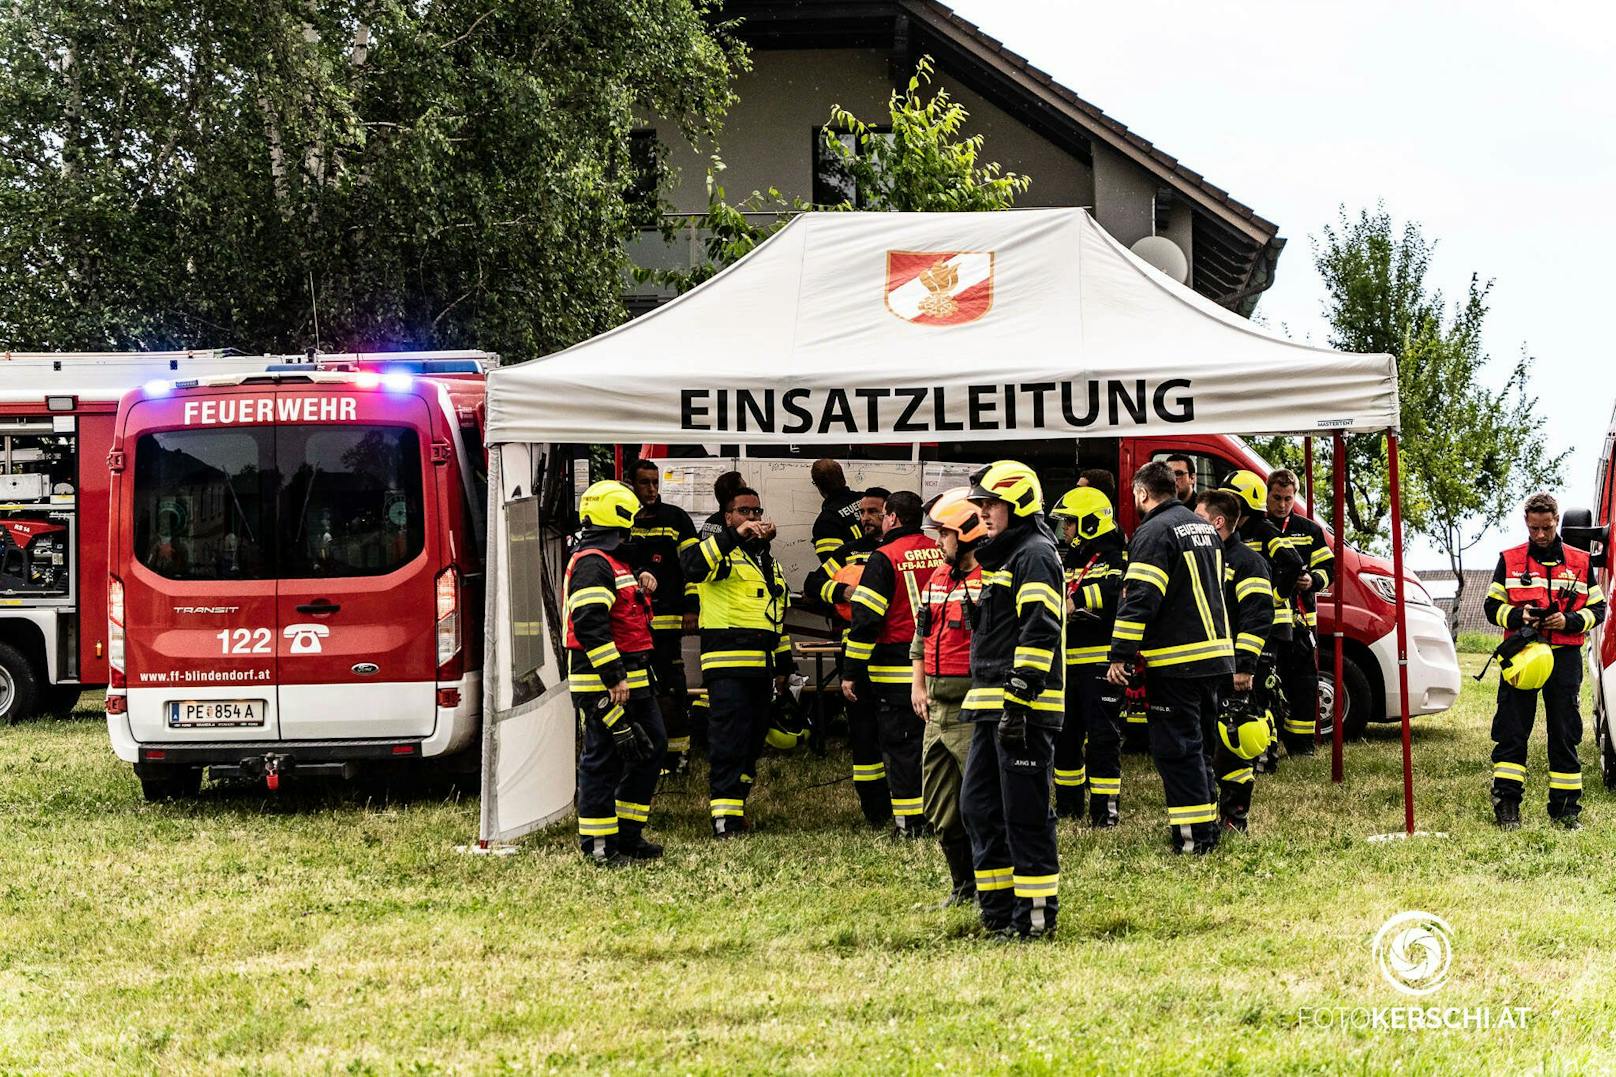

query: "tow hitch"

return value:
[240, 752, 293, 790]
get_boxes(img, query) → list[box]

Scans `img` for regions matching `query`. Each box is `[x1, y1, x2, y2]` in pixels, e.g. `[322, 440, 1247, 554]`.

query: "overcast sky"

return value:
[950, 0, 1615, 566]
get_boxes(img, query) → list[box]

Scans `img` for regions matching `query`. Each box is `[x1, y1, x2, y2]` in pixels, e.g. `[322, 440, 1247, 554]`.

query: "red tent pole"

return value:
[1331, 434, 1346, 783]
[1304, 437, 1321, 746]
[1387, 434, 1415, 835]
[1303, 437, 1315, 520]
[613, 444, 624, 480]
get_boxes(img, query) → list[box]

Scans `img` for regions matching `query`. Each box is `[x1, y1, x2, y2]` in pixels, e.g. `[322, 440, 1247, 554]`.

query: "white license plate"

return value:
[168, 699, 266, 728]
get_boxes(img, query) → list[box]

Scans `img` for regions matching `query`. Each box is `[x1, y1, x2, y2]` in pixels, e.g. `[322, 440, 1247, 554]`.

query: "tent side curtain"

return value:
[486, 208, 1398, 446]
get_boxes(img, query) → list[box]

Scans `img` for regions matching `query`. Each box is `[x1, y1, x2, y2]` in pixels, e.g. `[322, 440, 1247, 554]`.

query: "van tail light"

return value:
[436, 567, 461, 671]
[108, 576, 126, 688]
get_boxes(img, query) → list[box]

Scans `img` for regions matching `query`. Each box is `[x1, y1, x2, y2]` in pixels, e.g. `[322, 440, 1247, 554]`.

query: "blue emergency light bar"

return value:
[265, 359, 481, 375]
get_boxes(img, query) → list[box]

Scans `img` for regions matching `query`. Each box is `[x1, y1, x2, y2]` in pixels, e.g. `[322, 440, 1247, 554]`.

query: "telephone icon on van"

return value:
[284, 623, 330, 654]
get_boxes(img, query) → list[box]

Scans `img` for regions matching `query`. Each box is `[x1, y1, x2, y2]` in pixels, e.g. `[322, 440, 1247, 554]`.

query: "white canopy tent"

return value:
[477, 208, 1413, 846]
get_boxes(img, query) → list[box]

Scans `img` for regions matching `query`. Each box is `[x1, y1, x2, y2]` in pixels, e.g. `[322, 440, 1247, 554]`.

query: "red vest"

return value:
[876, 532, 945, 645]
[1501, 542, 1592, 646]
[564, 548, 654, 654]
[920, 563, 981, 677]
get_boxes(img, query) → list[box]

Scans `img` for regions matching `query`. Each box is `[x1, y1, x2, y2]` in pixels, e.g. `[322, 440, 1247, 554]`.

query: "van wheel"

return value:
[1339, 656, 1375, 741]
[44, 685, 83, 718]
[137, 765, 203, 801]
[0, 642, 40, 724]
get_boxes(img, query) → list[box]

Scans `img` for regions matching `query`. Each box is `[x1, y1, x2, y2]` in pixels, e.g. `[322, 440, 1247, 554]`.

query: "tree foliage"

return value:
[1302, 207, 1563, 631]
[641, 55, 1029, 293]
[821, 55, 1031, 214]
[0, 0, 743, 358]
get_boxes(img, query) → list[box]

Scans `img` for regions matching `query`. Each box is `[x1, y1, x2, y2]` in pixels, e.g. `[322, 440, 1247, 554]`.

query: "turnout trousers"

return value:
[1144, 672, 1221, 854]
[1054, 667, 1123, 825]
[846, 687, 892, 826]
[575, 690, 667, 859]
[1210, 681, 1256, 830]
[961, 719, 1060, 937]
[1491, 644, 1584, 819]
[872, 682, 928, 833]
[706, 675, 772, 836]
[1278, 633, 1320, 752]
[650, 628, 691, 761]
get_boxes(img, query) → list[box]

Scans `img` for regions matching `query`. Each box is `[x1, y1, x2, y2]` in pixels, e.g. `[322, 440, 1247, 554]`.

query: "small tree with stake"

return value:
[642, 55, 1029, 294]
[1305, 206, 1564, 635]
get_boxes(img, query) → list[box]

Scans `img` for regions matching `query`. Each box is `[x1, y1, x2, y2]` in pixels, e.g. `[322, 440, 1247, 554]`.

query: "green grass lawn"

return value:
[4, 661, 1616, 1073]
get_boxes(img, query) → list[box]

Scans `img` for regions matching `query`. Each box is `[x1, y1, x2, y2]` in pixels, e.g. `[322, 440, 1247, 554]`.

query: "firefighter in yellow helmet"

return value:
[1482, 492, 1606, 829]
[960, 461, 1065, 939]
[1221, 470, 1303, 774]
[1196, 488, 1275, 833]
[1049, 485, 1128, 826]
[565, 481, 667, 865]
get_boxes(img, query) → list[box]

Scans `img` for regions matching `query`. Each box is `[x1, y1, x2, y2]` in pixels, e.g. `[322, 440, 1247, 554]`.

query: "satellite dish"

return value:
[1130, 235, 1189, 284]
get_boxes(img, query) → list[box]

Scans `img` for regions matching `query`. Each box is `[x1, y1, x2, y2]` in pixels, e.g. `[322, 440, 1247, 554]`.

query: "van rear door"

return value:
[123, 410, 280, 742]
[273, 390, 439, 739]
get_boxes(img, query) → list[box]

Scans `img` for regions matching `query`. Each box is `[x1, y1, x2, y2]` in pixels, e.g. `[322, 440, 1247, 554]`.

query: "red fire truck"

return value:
[1570, 402, 1615, 787]
[104, 353, 490, 799]
[0, 351, 281, 722]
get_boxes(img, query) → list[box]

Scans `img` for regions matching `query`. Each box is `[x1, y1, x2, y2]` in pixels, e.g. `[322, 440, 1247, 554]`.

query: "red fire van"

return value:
[105, 358, 488, 799]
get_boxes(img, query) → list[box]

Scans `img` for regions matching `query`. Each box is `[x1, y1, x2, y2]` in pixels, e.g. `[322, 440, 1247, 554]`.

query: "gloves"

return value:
[997, 708, 1028, 751]
[610, 719, 655, 763]
[999, 669, 1043, 751]
[596, 696, 654, 762]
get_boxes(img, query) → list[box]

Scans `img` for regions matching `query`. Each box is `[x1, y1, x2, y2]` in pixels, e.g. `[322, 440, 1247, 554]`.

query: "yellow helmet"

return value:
[966, 460, 1043, 517]
[1500, 641, 1554, 691]
[1050, 487, 1116, 542]
[1221, 470, 1267, 514]
[1218, 694, 1275, 760]
[924, 486, 988, 544]
[578, 480, 639, 529]
[765, 695, 809, 751]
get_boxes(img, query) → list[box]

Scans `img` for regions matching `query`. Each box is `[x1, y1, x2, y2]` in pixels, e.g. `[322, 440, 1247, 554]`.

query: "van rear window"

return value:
[132, 425, 424, 581]
[133, 429, 274, 580]
[279, 427, 423, 577]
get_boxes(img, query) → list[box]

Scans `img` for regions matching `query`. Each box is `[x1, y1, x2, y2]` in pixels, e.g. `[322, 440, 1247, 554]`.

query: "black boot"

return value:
[939, 836, 977, 908]
[894, 815, 935, 840]
[1089, 794, 1120, 828]
[1494, 800, 1521, 831]
[712, 814, 752, 840]
[620, 833, 664, 859]
[1253, 744, 1280, 775]
[1054, 784, 1086, 819]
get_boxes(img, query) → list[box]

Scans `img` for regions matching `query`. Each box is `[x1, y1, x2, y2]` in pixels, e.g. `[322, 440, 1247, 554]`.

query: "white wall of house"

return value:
[656, 49, 1096, 212]
[643, 47, 1190, 286]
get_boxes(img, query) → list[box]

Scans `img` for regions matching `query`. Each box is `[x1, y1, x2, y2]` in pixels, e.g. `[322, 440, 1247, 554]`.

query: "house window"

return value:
[626, 130, 659, 223]
[811, 126, 892, 207]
